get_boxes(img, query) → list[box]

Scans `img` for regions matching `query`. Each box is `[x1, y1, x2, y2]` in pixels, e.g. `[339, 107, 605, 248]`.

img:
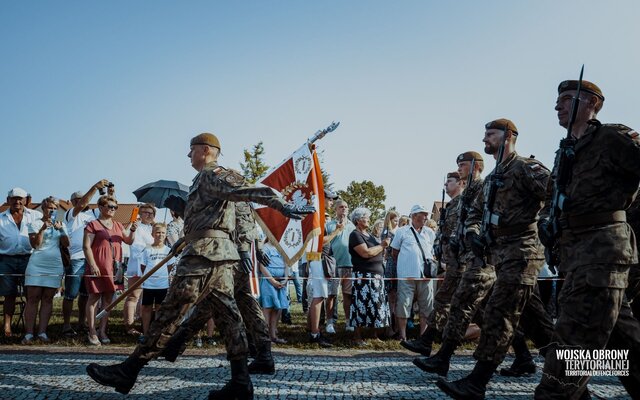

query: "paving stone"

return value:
[0, 350, 630, 399]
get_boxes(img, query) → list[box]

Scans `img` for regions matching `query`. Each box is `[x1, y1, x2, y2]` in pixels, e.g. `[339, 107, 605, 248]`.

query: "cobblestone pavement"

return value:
[0, 347, 630, 399]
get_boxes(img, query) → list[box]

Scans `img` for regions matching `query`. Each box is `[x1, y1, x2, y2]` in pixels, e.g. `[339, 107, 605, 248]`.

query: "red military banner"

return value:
[253, 143, 325, 266]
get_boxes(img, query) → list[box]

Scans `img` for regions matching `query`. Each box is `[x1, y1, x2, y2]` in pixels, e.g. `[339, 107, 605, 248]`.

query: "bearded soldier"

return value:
[436, 118, 555, 399]
[86, 133, 313, 400]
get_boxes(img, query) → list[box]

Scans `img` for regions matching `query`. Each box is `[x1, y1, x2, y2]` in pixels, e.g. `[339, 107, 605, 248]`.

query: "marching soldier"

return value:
[412, 152, 498, 377]
[161, 201, 276, 376]
[401, 171, 465, 356]
[535, 80, 640, 399]
[436, 118, 555, 399]
[86, 132, 313, 400]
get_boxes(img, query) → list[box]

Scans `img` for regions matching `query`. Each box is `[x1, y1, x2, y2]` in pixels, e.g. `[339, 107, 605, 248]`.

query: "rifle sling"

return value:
[491, 223, 536, 238]
[184, 229, 230, 243]
[560, 210, 626, 230]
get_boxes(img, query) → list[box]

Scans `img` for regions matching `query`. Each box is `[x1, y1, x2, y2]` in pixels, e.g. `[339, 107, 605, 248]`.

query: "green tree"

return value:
[240, 141, 270, 184]
[337, 180, 387, 222]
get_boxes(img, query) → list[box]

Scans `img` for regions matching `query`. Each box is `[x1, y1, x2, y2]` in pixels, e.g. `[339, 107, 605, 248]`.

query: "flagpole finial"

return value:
[309, 121, 340, 144]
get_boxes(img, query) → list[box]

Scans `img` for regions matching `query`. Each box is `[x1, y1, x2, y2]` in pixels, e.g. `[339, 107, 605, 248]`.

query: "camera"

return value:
[99, 182, 115, 195]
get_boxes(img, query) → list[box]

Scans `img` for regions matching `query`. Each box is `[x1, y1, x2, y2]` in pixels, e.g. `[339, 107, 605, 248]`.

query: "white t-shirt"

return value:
[0, 208, 43, 255]
[126, 223, 154, 277]
[65, 209, 96, 259]
[139, 245, 174, 289]
[391, 224, 435, 279]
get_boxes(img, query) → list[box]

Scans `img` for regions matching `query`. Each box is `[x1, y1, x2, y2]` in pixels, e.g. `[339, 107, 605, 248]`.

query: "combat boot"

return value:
[436, 360, 497, 400]
[412, 340, 457, 377]
[161, 328, 189, 363]
[401, 327, 437, 357]
[248, 340, 275, 375]
[86, 357, 147, 394]
[500, 334, 536, 377]
[209, 359, 254, 400]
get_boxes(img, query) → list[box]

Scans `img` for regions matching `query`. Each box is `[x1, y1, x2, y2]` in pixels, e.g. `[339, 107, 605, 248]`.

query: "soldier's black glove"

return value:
[256, 249, 271, 267]
[281, 203, 316, 220]
[538, 219, 555, 249]
[239, 251, 253, 274]
[433, 241, 443, 260]
[466, 231, 485, 257]
[450, 237, 460, 254]
[171, 237, 185, 256]
[164, 195, 187, 219]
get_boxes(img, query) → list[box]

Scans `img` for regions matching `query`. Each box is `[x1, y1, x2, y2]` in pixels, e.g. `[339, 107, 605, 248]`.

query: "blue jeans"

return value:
[289, 268, 303, 303]
[64, 259, 86, 301]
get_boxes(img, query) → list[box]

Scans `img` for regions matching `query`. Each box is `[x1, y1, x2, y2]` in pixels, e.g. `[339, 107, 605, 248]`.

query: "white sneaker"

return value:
[325, 323, 336, 334]
[345, 326, 355, 332]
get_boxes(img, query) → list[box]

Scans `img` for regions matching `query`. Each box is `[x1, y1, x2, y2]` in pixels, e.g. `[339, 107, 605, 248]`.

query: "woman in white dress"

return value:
[22, 197, 69, 344]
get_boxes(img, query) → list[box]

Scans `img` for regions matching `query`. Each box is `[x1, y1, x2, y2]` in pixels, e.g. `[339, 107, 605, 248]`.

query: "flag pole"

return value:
[307, 121, 340, 146]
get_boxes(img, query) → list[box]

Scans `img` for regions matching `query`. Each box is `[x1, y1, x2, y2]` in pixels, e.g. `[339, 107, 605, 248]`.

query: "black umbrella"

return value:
[132, 180, 189, 207]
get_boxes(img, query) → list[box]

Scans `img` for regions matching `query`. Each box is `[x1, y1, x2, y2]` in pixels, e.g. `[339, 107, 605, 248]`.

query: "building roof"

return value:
[0, 202, 141, 225]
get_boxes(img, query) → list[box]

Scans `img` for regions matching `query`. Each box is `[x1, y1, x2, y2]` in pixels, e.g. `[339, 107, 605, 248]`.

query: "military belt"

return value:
[560, 210, 626, 230]
[184, 229, 230, 243]
[491, 222, 536, 237]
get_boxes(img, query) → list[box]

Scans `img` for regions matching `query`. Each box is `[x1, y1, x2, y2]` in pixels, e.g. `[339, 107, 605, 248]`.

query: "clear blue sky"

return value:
[2, 1, 639, 216]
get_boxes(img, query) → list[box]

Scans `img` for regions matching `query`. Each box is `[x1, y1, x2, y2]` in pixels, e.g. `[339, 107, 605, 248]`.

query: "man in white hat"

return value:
[0, 187, 42, 336]
[390, 204, 436, 341]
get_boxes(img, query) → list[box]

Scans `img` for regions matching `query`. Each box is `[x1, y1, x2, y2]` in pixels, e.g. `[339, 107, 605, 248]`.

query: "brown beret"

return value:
[447, 171, 461, 180]
[190, 132, 221, 150]
[485, 118, 518, 135]
[558, 80, 604, 101]
[456, 151, 483, 164]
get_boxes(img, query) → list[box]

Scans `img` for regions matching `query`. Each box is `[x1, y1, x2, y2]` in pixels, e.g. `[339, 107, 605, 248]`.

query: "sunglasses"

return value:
[105, 205, 118, 210]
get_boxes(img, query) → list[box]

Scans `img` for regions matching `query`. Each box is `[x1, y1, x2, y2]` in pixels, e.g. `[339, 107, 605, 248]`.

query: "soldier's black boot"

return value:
[436, 360, 497, 400]
[412, 340, 457, 377]
[248, 340, 275, 375]
[401, 327, 437, 357]
[86, 357, 147, 394]
[161, 328, 189, 362]
[500, 335, 536, 377]
[209, 358, 254, 400]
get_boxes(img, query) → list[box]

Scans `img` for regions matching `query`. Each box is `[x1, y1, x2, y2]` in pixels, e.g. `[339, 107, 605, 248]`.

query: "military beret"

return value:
[485, 118, 518, 135]
[456, 151, 483, 164]
[190, 132, 221, 150]
[558, 80, 605, 101]
[447, 171, 461, 180]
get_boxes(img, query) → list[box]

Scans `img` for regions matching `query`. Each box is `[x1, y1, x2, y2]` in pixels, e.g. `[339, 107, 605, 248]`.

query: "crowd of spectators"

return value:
[0, 182, 562, 349]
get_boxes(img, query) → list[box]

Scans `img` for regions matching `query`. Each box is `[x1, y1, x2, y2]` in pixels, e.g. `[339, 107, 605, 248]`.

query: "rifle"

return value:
[545, 65, 584, 270]
[433, 176, 447, 266]
[479, 127, 508, 249]
[451, 159, 476, 253]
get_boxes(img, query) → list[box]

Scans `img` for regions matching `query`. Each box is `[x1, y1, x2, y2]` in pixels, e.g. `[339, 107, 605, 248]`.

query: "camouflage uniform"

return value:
[535, 121, 640, 399]
[170, 201, 270, 352]
[466, 152, 553, 364]
[130, 162, 288, 363]
[426, 194, 465, 332]
[442, 178, 497, 345]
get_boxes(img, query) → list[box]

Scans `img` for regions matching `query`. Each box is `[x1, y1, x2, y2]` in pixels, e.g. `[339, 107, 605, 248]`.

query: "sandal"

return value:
[271, 337, 288, 344]
[87, 334, 102, 346]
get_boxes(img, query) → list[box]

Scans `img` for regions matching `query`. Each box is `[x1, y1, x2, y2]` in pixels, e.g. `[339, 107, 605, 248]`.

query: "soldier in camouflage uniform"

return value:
[436, 118, 556, 399]
[161, 201, 276, 375]
[86, 133, 312, 400]
[535, 81, 640, 399]
[413, 151, 498, 377]
[401, 171, 465, 356]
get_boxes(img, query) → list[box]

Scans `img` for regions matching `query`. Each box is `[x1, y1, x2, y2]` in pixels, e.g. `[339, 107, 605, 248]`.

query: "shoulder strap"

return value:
[97, 220, 118, 263]
[410, 227, 428, 264]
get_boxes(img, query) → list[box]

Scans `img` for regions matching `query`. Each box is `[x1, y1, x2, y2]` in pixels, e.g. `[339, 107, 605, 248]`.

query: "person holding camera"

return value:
[21, 196, 69, 344]
[83, 195, 137, 345]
